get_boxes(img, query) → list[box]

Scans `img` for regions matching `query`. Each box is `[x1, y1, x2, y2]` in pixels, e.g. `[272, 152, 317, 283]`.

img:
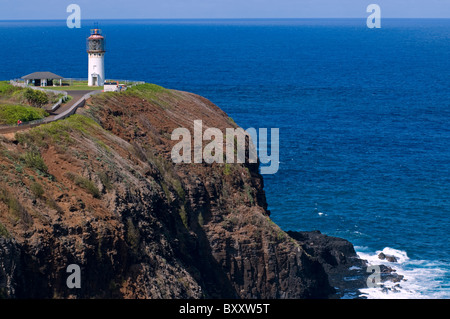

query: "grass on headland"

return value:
[15, 114, 101, 147]
[0, 104, 49, 125]
[1, 81, 66, 113]
[89, 83, 172, 113]
[50, 82, 104, 91]
[124, 83, 171, 100]
[50, 80, 139, 91]
[0, 81, 21, 96]
[124, 83, 173, 109]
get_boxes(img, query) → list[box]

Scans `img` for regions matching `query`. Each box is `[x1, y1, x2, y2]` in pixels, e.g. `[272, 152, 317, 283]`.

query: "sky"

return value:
[0, 0, 449, 20]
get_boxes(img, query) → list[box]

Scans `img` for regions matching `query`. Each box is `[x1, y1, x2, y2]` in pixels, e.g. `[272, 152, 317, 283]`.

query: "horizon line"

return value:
[1, 17, 449, 22]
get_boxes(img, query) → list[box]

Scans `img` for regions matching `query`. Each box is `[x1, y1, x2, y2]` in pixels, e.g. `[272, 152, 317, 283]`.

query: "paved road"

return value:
[50, 90, 94, 115]
[0, 90, 95, 134]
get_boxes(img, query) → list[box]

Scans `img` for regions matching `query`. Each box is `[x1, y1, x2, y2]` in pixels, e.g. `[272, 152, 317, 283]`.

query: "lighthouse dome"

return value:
[87, 29, 105, 53]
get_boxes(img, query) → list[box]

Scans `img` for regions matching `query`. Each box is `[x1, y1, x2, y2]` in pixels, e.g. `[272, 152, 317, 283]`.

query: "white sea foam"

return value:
[356, 247, 450, 299]
[349, 266, 362, 271]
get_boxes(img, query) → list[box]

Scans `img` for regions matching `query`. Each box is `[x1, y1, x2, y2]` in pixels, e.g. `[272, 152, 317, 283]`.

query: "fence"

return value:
[10, 80, 68, 95]
[53, 91, 102, 121]
[11, 78, 145, 89]
[62, 78, 145, 85]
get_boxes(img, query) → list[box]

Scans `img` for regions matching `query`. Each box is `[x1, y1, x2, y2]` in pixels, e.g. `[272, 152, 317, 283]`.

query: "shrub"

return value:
[77, 177, 100, 198]
[30, 182, 45, 199]
[0, 187, 32, 225]
[0, 222, 10, 238]
[0, 104, 48, 125]
[97, 171, 113, 191]
[223, 163, 232, 175]
[22, 151, 48, 174]
[24, 88, 49, 107]
[65, 172, 101, 198]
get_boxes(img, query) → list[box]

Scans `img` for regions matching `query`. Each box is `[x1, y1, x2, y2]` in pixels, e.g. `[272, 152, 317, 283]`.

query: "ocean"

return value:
[0, 18, 449, 298]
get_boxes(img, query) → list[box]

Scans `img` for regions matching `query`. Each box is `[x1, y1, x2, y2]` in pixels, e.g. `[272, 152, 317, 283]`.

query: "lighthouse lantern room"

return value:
[87, 28, 105, 87]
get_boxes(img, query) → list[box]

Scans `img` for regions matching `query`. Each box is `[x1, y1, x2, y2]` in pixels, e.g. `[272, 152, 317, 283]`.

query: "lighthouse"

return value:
[87, 28, 105, 87]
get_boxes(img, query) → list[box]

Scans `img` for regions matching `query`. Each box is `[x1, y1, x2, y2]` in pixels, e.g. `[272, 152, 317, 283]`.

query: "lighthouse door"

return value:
[91, 73, 99, 86]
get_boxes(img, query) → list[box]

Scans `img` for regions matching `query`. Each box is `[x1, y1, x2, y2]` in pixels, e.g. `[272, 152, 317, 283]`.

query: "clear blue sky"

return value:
[0, 0, 449, 20]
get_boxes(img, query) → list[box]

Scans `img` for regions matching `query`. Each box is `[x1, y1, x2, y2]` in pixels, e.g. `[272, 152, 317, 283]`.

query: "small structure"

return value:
[104, 81, 127, 92]
[21, 71, 64, 87]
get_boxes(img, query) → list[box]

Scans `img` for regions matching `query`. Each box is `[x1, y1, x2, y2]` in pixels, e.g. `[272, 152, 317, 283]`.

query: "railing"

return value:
[11, 78, 145, 89]
[53, 91, 102, 121]
[62, 78, 145, 86]
[0, 118, 47, 134]
[10, 80, 68, 95]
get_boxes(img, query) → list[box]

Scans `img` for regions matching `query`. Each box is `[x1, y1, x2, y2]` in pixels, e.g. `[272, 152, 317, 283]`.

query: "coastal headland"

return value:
[0, 83, 398, 299]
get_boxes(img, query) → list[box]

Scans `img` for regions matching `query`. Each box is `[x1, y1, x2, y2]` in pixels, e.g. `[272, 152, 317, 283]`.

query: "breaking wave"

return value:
[356, 247, 450, 299]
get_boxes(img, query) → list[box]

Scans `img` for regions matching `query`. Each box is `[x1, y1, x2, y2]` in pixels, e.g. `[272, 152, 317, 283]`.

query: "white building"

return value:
[104, 81, 127, 92]
[87, 29, 105, 87]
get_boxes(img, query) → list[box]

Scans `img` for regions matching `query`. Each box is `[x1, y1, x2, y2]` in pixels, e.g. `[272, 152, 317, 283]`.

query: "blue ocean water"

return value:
[0, 19, 449, 298]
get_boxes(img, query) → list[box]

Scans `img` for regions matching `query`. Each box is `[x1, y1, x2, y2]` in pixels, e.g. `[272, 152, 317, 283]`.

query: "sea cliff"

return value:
[0, 84, 369, 299]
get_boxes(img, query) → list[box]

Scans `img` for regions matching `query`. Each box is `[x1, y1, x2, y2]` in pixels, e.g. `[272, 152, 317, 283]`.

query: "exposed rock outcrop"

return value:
[0, 84, 367, 299]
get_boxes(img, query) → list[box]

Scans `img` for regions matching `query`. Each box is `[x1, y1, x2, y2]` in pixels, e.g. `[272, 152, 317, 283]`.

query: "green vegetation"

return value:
[228, 117, 237, 126]
[126, 83, 169, 96]
[1, 82, 69, 108]
[126, 217, 140, 254]
[16, 114, 100, 147]
[21, 151, 48, 174]
[0, 81, 20, 96]
[197, 211, 204, 227]
[0, 104, 48, 125]
[30, 182, 45, 199]
[97, 171, 113, 191]
[124, 83, 173, 109]
[65, 171, 101, 198]
[0, 222, 10, 238]
[62, 95, 73, 104]
[24, 88, 49, 107]
[223, 163, 232, 175]
[50, 80, 102, 91]
[179, 205, 189, 229]
[0, 187, 32, 225]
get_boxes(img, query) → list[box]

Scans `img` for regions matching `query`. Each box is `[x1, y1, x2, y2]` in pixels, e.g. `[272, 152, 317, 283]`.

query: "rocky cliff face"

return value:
[0, 84, 367, 299]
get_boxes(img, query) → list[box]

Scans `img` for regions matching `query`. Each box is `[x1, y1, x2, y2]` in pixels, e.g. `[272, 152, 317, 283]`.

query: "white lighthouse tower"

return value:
[87, 28, 105, 87]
